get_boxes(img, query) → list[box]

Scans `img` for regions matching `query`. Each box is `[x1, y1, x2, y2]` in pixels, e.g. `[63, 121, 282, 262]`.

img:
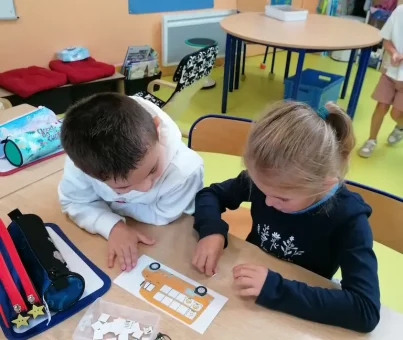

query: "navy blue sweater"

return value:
[194, 171, 381, 333]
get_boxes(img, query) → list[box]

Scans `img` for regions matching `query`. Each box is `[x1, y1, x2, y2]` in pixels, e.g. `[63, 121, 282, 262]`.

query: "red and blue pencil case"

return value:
[0, 210, 111, 339]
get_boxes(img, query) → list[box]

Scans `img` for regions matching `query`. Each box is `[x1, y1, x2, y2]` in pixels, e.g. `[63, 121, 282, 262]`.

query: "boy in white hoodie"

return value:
[58, 93, 203, 272]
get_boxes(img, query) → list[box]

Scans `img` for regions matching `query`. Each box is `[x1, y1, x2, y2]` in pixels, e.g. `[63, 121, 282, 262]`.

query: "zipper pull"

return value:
[11, 305, 30, 329]
[0, 253, 30, 328]
[27, 295, 45, 319]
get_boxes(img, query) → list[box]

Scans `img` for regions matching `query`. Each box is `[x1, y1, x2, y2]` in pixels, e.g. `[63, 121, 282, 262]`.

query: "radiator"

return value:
[162, 9, 237, 66]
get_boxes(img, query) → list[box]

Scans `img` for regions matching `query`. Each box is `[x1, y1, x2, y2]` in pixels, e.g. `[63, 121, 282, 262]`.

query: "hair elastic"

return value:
[317, 107, 329, 120]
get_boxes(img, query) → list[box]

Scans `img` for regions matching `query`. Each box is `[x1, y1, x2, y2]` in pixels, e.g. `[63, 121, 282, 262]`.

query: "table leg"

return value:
[229, 38, 236, 93]
[347, 47, 371, 118]
[341, 49, 357, 99]
[221, 34, 232, 114]
[270, 47, 277, 75]
[284, 50, 292, 79]
[263, 46, 269, 65]
[242, 42, 246, 77]
[235, 38, 242, 90]
[291, 51, 305, 100]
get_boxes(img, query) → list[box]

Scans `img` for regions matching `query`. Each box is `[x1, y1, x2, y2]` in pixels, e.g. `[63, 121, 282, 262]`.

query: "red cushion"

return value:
[49, 57, 115, 84]
[0, 67, 67, 98]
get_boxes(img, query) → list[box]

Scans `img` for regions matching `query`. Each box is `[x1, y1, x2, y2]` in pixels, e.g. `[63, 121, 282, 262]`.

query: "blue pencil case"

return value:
[0, 210, 111, 340]
[7, 210, 85, 312]
[0, 107, 59, 160]
[2, 123, 62, 167]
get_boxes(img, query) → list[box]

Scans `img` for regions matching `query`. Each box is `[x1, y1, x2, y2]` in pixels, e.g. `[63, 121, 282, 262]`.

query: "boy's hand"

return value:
[233, 264, 268, 297]
[108, 221, 155, 272]
[192, 234, 225, 276]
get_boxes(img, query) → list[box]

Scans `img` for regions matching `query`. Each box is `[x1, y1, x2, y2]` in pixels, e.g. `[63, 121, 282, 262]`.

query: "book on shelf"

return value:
[121, 45, 160, 80]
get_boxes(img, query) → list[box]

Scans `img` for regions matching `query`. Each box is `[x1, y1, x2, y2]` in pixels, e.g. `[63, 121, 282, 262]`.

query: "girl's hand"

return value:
[192, 234, 225, 276]
[233, 264, 268, 297]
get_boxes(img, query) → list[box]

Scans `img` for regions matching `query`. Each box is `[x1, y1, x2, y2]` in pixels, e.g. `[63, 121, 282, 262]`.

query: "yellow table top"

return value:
[220, 12, 382, 50]
[0, 171, 402, 339]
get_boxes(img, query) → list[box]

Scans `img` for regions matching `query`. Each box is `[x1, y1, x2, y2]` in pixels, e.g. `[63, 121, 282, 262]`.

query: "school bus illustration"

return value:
[140, 262, 214, 324]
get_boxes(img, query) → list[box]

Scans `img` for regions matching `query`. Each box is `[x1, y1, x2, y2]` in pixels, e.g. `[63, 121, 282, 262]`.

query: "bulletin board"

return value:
[129, 0, 214, 14]
[0, 0, 17, 20]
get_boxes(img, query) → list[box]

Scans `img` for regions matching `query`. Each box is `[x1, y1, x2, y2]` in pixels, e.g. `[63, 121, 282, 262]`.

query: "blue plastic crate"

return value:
[284, 69, 344, 110]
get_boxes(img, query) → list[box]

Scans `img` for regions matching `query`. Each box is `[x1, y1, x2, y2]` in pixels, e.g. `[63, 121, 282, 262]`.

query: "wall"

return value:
[0, 0, 237, 72]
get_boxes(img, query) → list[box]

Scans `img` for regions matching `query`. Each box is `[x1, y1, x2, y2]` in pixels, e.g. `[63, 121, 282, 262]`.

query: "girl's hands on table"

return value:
[233, 264, 269, 297]
[192, 234, 225, 276]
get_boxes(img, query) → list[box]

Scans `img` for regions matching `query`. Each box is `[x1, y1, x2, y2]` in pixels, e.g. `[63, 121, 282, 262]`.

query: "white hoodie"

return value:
[58, 96, 204, 239]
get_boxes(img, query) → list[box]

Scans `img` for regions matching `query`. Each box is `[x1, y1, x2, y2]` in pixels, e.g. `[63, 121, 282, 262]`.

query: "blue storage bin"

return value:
[284, 69, 344, 110]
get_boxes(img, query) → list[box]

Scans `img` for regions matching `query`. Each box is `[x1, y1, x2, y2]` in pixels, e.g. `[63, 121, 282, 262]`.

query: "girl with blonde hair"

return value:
[193, 101, 380, 332]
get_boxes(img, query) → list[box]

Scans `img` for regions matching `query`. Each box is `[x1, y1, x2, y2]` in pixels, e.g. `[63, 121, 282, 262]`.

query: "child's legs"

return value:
[370, 74, 395, 140]
[391, 82, 403, 127]
[390, 107, 403, 127]
[369, 103, 390, 140]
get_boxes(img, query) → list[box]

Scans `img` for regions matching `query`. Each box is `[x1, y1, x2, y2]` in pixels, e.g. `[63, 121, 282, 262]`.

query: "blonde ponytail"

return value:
[324, 102, 355, 173]
[244, 101, 356, 195]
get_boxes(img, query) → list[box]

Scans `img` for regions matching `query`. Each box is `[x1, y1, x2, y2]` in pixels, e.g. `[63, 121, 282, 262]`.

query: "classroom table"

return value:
[220, 13, 382, 118]
[0, 172, 402, 340]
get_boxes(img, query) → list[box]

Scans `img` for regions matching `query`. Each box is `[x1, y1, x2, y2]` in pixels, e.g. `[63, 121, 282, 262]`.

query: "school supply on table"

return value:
[73, 299, 160, 340]
[0, 209, 111, 340]
[8, 210, 85, 312]
[114, 255, 228, 334]
[265, 5, 308, 21]
[56, 47, 90, 62]
[2, 122, 62, 167]
[121, 46, 160, 80]
[0, 106, 64, 175]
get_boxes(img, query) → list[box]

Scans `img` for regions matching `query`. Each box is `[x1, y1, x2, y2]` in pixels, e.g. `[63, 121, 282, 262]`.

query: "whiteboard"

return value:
[0, 0, 17, 20]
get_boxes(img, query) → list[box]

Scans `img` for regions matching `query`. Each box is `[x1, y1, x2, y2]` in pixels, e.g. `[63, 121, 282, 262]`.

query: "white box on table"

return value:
[265, 5, 308, 22]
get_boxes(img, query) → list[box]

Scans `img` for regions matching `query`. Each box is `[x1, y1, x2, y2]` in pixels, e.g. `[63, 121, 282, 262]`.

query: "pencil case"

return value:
[0, 219, 43, 330]
[2, 122, 62, 167]
[7, 209, 85, 313]
[0, 106, 59, 159]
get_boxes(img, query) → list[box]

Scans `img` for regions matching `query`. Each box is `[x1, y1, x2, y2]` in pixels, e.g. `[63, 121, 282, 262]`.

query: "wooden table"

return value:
[0, 172, 402, 340]
[220, 13, 382, 117]
[0, 104, 66, 198]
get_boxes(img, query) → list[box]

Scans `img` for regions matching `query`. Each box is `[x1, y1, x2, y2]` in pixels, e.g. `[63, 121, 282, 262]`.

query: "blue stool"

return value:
[185, 38, 217, 89]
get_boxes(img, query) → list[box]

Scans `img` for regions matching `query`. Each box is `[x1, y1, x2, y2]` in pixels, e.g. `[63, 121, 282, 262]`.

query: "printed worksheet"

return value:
[114, 255, 228, 334]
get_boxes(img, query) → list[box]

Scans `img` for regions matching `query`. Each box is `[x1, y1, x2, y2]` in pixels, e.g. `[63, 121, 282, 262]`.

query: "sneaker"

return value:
[358, 140, 377, 158]
[387, 126, 403, 145]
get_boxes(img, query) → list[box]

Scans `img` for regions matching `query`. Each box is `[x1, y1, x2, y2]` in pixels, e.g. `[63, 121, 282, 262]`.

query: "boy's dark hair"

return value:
[61, 93, 158, 181]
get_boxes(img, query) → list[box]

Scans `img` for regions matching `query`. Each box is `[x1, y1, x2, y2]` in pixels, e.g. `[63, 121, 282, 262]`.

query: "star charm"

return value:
[28, 305, 45, 319]
[11, 314, 30, 328]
